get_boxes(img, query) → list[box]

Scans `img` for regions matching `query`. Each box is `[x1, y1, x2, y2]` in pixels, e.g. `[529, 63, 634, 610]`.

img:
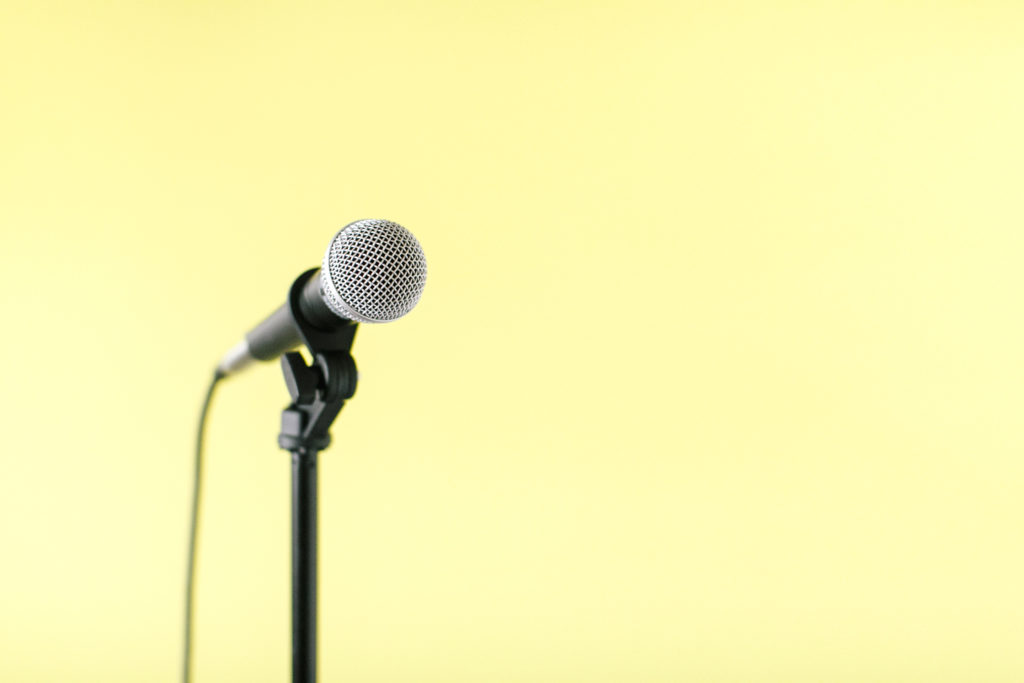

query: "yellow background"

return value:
[2, 2, 1022, 681]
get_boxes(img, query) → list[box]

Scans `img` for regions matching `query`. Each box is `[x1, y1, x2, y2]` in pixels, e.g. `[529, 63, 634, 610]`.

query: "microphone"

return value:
[217, 219, 427, 377]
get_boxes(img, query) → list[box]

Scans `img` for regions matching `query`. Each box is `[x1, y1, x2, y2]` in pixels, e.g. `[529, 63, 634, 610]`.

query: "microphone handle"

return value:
[247, 304, 303, 361]
[219, 270, 344, 375]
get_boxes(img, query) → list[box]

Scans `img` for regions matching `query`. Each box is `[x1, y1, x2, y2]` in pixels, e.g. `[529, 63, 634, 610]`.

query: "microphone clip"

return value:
[277, 269, 359, 454]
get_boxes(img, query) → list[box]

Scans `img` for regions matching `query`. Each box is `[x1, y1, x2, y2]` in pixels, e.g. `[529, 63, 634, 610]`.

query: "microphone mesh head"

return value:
[320, 219, 427, 323]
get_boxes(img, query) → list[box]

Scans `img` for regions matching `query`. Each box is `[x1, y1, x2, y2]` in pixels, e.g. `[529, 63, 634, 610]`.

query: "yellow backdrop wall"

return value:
[1, 2, 1022, 681]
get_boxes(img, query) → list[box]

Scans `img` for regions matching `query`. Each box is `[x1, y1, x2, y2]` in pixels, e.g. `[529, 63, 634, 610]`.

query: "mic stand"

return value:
[276, 269, 358, 683]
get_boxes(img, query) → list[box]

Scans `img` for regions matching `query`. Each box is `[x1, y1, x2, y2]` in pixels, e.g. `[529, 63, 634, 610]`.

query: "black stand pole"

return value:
[276, 269, 359, 683]
[291, 449, 318, 683]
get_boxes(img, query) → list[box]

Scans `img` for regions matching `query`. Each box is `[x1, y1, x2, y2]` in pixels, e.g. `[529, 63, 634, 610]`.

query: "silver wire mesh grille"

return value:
[319, 219, 427, 323]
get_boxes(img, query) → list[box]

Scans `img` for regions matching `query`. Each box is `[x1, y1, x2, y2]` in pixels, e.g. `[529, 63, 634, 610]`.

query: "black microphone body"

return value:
[245, 272, 343, 361]
[218, 271, 347, 376]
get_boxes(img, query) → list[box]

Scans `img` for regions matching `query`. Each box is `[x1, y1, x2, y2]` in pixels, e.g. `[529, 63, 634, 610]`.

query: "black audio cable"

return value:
[183, 370, 224, 683]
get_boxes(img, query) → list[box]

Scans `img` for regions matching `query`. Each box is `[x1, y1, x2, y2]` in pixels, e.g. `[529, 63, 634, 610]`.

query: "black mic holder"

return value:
[277, 268, 358, 683]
